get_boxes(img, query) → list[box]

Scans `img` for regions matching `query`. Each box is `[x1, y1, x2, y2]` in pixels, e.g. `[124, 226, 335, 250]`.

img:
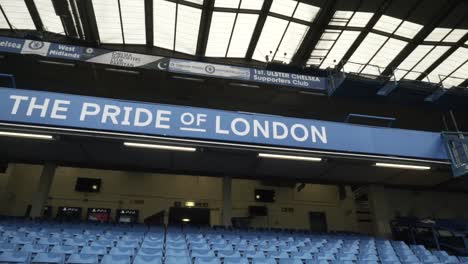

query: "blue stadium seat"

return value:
[51, 245, 78, 254]
[133, 254, 162, 264]
[191, 249, 215, 258]
[244, 250, 265, 259]
[268, 251, 290, 259]
[38, 237, 62, 246]
[65, 254, 99, 264]
[212, 244, 232, 251]
[109, 246, 135, 256]
[217, 250, 241, 258]
[235, 244, 255, 252]
[223, 257, 249, 264]
[291, 251, 313, 260]
[19, 243, 48, 253]
[191, 243, 211, 250]
[279, 245, 298, 253]
[64, 238, 88, 247]
[137, 247, 163, 256]
[194, 256, 221, 264]
[165, 255, 191, 264]
[0, 242, 18, 252]
[31, 252, 65, 264]
[80, 246, 107, 255]
[279, 259, 303, 264]
[165, 248, 189, 257]
[437, 255, 459, 263]
[116, 240, 139, 249]
[251, 258, 278, 264]
[0, 251, 30, 263]
[90, 240, 113, 248]
[258, 245, 277, 252]
[459, 257, 468, 264]
[101, 254, 131, 264]
[10, 236, 34, 245]
[141, 240, 163, 249]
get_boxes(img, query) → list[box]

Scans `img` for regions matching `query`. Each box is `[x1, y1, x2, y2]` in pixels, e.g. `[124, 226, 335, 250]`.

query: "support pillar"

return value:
[30, 163, 56, 218]
[368, 184, 392, 237]
[222, 175, 232, 227]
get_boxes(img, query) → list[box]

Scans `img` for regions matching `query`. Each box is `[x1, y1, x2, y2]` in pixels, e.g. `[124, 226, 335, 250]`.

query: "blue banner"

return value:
[0, 36, 326, 91]
[0, 87, 447, 160]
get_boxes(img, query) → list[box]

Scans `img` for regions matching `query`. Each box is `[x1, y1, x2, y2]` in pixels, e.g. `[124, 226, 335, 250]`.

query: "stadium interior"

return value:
[0, 0, 467, 263]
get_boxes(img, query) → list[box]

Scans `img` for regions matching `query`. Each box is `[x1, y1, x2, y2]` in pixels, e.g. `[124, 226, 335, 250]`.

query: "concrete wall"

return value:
[0, 163, 358, 231]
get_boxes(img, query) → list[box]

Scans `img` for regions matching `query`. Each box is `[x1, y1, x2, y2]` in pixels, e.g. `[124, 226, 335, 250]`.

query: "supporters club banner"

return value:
[0, 87, 447, 160]
[0, 36, 326, 91]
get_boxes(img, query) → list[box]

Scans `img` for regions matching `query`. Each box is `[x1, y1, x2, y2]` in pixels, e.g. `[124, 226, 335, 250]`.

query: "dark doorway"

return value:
[169, 207, 210, 226]
[309, 211, 328, 232]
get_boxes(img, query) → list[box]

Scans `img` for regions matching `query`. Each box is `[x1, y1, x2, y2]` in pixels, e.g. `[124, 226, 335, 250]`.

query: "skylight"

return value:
[253, 16, 309, 63]
[92, 0, 123, 43]
[395, 45, 450, 80]
[0, 0, 35, 30]
[374, 15, 423, 38]
[270, 0, 319, 22]
[426, 47, 468, 87]
[153, 0, 202, 55]
[34, 0, 64, 34]
[120, 0, 146, 44]
[214, 0, 263, 10]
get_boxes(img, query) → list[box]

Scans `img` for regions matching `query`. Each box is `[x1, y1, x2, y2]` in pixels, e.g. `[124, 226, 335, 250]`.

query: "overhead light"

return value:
[105, 68, 140, 75]
[375, 162, 431, 170]
[230, 83, 260, 89]
[38, 60, 75, 67]
[258, 153, 322, 162]
[172, 75, 205, 82]
[185, 201, 195, 207]
[299, 91, 326, 96]
[181, 218, 191, 222]
[123, 142, 196, 152]
[0, 131, 53, 140]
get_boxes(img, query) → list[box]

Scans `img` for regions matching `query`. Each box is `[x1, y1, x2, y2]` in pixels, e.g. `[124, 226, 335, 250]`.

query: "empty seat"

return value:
[165, 248, 189, 257]
[279, 245, 298, 253]
[244, 250, 265, 259]
[165, 256, 191, 264]
[38, 237, 62, 246]
[141, 240, 163, 249]
[31, 252, 65, 264]
[252, 258, 277, 264]
[137, 247, 163, 256]
[191, 243, 211, 250]
[268, 251, 290, 259]
[64, 238, 88, 247]
[10, 236, 34, 245]
[291, 251, 313, 260]
[191, 249, 215, 258]
[101, 254, 131, 264]
[90, 240, 113, 248]
[116, 240, 139, 249]
[109, 247, 135, 256]
[0, 251, 30, 263]
[66, 254, 99, 264]
[20, 243, 48, 253]
[224, 257, 249, 264]
[80, 246, 107, 255]
[217, 250, 241, 258]
[258, 245, 277, 252]
[235, 244, 255, 252]
[212, 244, 232, 251]
[279, 259, 303, 264]
[0, 242, 16, 252]
[51, 245, 78, 254]
[133, 254, 162, 264]
[194, 256, 221, 264]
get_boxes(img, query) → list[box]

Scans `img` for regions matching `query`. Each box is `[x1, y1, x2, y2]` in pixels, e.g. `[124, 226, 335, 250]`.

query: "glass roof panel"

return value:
[185, 0, 204, 5]
[92, 0, 123, 43]
[175, 4, 201, 54]
[0, 10, 8, 29]
[404, 46, 450, 80]
[120, 0, 146, 44]
[347, 12, 373, 28]
[293, 3, 320, 22]
[425, 28, 451, 42]
[317, 30, 360, 69]
[252, 16, 288, 62]
[426, 47, 468, 85]
[0, 0, 35, 30]
[274, 22, 309, 63]
[34, 0, 64, 34]
[394, 20, 423, 38]
[443, 29, 468, 43]
[270, 0, 297, 17]
[373, 15, 401, 34]
[329, 11, 352, 27]
[240, 0, 264, 10]
[445, 59, 468, 87]
[227, 13, 258, 57]
[344, 33, 387, 73]
[214, 0, 240, 9]
[154, 0, 176, 50]
[205, 12, 236, 57]
[362, 37, 407, 75]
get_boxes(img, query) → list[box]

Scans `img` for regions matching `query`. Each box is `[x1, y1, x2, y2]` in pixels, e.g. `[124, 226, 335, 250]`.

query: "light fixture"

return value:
[181, 218, 191, 222]
[92, 185, 98, 190]
[185, 201, 195, 207]
[375, 162, 431, 170]
[123, 142, 196, 152]
[172, 75, 205, 82]
[38, 60, 75, 67]
[258, 153, 322, 162]
[105, 68, 140, 75]
[0, 131, 53, 140]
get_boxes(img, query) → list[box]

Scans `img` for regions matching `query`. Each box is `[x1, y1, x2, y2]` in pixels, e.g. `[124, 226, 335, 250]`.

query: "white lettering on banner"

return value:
[5, 94, 328, 145]
[50, 100, 70, 120]
[9, 95, 29, 114]
[26, 97, 50, 118]
[80, 103, 100, 121]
